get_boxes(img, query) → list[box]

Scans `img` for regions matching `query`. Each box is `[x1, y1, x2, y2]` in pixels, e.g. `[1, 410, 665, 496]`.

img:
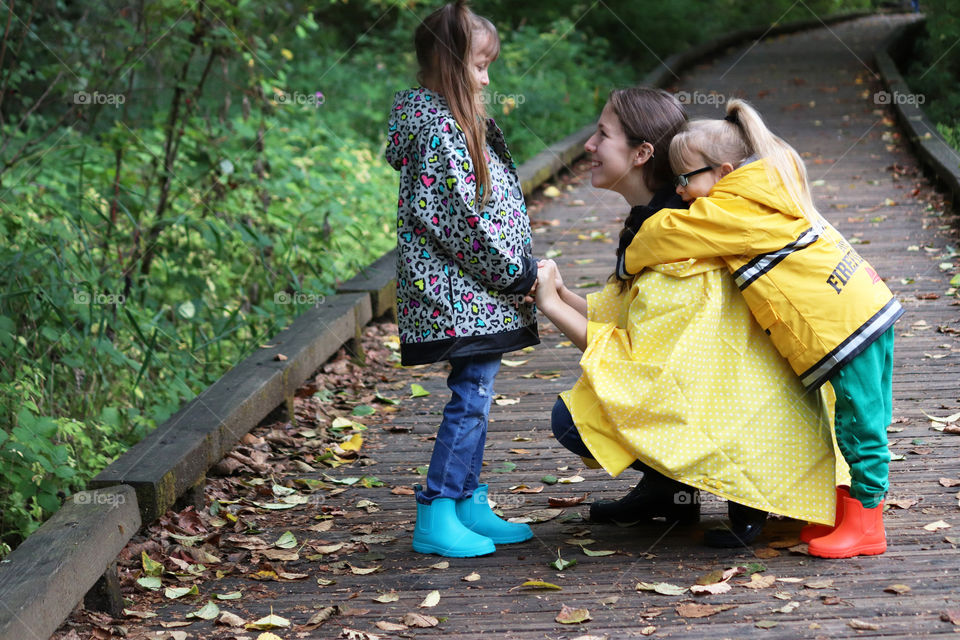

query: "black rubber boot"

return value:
[589, 467, 700, 526]
[703, 501, 767, 548]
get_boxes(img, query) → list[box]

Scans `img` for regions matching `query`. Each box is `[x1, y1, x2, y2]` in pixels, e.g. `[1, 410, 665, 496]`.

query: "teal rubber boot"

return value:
[456, 484, 533, 544]
[412, 488, 495, 558]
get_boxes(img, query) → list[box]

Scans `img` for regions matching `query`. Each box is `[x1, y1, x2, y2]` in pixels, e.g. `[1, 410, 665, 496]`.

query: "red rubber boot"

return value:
[807, 495, 886, 558]
[800, 485, 850, 543]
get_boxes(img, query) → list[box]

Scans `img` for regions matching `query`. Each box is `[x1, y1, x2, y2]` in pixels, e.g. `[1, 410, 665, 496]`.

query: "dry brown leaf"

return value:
[848, 619, 880, 630]
[941, 609, 960, 625]
[419, 590, 440, 608]
[690, 582, 732, 595]
[805, 578, 834, 589]
[216, 611, 246, 627]
[884, 584, 911, 594]
[402, 613, 439, 628]
[375, 621, 407, 631]
[886, 498, 917, 509]
[923, 520, 951, 531]
[767, 537, 801, 549]
[548, 494, 588, 508]
[743, 574, 776, 589]
[676, 603, 737, 618]
[640, 627, 656, 636]
[556, 605, 592, 624]
[754, 547, 781, 559]
[939, 478, 960, 487]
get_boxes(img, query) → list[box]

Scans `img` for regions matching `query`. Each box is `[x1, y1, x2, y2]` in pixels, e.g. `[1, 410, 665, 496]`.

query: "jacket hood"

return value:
[712, 158, 807, 220]
[385, 87, 449, 170]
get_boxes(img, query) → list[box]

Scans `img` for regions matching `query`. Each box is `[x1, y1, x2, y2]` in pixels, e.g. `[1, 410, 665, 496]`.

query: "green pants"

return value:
[829, 326, 895, 509]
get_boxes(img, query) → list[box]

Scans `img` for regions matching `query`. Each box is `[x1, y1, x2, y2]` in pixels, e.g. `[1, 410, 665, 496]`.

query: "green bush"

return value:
[907, 1, 960, 153]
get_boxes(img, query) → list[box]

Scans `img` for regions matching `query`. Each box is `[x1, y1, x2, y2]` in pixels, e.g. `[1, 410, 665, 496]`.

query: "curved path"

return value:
[56, 12, 960, 640]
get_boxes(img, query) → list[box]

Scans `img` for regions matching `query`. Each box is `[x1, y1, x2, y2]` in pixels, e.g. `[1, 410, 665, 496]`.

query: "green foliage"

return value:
[907, 1, 960, 152]
[0, 0, 875, 553]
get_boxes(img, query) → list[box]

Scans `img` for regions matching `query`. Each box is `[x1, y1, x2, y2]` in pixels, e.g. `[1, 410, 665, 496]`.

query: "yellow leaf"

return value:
[419, 590, 441, 608]
[340, 434, 363, 451]
[280, 48, 293, 60]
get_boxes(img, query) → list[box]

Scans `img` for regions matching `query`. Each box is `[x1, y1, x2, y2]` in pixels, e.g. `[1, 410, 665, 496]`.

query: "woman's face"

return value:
[584, 102, 641, 196]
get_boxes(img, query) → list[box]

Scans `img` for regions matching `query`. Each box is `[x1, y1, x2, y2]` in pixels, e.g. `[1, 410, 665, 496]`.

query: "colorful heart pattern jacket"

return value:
[386, 87, 538, 365]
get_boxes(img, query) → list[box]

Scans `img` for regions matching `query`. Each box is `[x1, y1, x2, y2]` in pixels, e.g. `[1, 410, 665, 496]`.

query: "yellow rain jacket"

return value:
[561, 259, 848, 525]
[622, 160, 903, 389]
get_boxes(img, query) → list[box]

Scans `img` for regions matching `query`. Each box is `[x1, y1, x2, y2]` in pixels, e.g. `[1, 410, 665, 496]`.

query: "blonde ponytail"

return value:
[725, 99, 821, 228]
[669, 99, 822, 228]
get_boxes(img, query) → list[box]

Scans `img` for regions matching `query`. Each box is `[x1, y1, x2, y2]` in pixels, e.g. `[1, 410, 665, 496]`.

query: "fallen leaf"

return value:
[375, 621, 407, 631]
[767, 537, 801, 549]
[246, 613, 291, 630]
[886, 498, 917, 509]
[549, 551, 577, 570]
[510, 508, 564, 524]
[123, 609, 157, 619]
[216, 611, 246, 627]
[942, 609, 960, 625]
[743, 574, 776, 589]
[430, 561, 449, 570]
[164, 585, 199, 599]
[939, 478, 960, 487]
[549, 494, 587, 507]
[373, 593, 399, 603]
[186, 601, 220, 620]
[419, 590, 440, 608]
[805, 578, 834, 589]
[136, 576, 162, 591]
[755, 547, 781, 559]
[558, 475, 585, 484]
[501, 359, 528, 367]
[462, 572, 481, 582]
[556, 605, 592, 624]
[884, 584, 911, 594]
[517, 580, 563, 590]
[410, 383, 430, 398]
[349, 564, 381, 575]
[402, 613, 439, 628]
[755, 620, 778, 629]
[676, 603, 736, 618]
[690, 582, 732, 595]
[773, 601, 800, 614]
[640, 626, 656, 636]
[848, 619, 880, 630]
[923, 520, 951, 531]
[581, 547, 616, 557]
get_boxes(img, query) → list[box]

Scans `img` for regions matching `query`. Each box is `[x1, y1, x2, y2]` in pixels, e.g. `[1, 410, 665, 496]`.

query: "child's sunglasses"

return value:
[674, 166, 713, 188]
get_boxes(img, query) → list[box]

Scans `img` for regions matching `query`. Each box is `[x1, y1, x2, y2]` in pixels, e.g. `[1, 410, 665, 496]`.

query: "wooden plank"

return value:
[0, 486, 140, 640]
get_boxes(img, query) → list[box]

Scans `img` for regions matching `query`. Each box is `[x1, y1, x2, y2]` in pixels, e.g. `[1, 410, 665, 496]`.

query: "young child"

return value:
[620, 98, 902, 558]
[384, 1, 538, 557]
[535, 88, 845, 549]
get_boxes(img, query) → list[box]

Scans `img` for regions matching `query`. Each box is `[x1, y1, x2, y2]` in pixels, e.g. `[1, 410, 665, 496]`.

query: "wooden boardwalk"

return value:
[56, 13, 959, 640]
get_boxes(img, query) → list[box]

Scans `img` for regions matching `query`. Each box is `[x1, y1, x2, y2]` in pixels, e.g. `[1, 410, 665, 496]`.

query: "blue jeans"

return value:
[419, 354, 502, 504]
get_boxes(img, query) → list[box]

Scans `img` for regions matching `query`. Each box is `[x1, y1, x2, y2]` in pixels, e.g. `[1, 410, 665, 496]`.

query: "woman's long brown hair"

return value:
[415, 1, 500, 208]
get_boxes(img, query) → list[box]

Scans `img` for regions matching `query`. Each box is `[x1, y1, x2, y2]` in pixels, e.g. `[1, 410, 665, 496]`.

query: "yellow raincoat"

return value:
[561, 258, 849, 525]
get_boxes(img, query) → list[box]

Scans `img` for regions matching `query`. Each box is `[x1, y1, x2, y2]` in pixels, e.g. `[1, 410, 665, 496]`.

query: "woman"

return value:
[534, 87, 847, 547]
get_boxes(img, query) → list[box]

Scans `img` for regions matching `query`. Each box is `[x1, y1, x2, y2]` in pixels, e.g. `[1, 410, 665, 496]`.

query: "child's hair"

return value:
[669, 99, 822, 227]
[609, 87, 687, 288]
[415, 1, 500, 207]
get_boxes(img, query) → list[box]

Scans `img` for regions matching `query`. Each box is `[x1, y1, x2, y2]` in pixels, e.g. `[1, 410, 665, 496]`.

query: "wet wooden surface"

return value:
[56, 13, 959, 640]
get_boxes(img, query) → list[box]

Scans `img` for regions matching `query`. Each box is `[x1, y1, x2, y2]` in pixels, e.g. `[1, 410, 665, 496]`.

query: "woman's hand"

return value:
[535, 259, 562, 310]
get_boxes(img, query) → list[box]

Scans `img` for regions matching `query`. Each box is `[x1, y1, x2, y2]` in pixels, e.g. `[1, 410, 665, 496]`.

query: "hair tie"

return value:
[724, 113, 739, 125]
